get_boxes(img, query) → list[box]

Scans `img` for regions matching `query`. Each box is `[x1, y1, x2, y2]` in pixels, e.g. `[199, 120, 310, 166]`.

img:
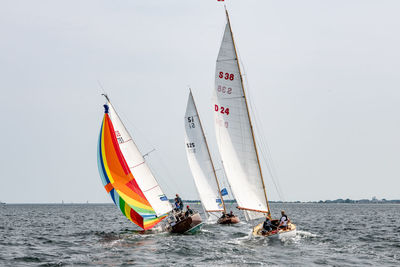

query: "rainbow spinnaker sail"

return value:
[97, 101, 171, 230]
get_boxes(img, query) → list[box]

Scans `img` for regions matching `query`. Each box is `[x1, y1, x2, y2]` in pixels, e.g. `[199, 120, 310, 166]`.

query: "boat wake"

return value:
[296, 230, 317, 239]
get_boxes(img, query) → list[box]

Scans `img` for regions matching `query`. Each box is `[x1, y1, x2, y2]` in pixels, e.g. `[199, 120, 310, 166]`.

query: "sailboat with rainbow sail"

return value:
[213, 8, 296, 238]
[184, 89, 240, 224]
[97, 94, 202, 233]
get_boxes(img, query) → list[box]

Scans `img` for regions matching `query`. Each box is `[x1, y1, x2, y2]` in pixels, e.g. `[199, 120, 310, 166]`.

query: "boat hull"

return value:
[169, 212, 203, 234]
[252, 222, 297, 239]
[217, 215, 240, 224]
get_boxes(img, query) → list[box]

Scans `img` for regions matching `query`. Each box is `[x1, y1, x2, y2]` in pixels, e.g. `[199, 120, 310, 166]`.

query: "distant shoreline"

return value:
[2, 198, 399, 205]
[183, 199, 400, 204]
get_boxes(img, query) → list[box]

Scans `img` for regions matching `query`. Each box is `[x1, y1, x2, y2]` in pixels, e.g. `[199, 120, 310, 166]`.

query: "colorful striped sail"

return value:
[97, 105, 168, 230]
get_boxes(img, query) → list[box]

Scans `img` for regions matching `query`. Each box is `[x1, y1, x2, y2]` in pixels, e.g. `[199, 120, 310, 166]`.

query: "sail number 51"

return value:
[187, 116, 195, 128]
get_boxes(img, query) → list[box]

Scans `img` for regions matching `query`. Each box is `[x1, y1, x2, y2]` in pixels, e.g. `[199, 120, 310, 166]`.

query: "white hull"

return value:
[276, 228, 296, 239]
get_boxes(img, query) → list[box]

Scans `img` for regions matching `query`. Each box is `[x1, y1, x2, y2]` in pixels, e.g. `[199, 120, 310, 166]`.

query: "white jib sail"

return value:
[184, 92, 225, 219]
[107, 101, 172, 216]
[213, 21, 268, 221]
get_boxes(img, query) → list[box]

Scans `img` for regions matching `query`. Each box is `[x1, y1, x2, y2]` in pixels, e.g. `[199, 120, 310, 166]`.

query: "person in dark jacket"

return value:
[175, 194, 183, 211]
[174, 199, 180, 212]
[185, 205, 194, 217]
[263, 217, 273, 233]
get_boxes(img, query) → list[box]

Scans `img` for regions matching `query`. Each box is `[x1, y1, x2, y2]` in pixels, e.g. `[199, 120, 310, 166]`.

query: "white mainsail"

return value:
[213, 14, 269, 221]
[107, 100, 172, 216]
[184, 91, 225, 219]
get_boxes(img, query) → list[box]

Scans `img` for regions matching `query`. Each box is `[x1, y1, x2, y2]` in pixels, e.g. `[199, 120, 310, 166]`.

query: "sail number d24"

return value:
[218, 72, 234, 81]
[215, 105, 230, 115]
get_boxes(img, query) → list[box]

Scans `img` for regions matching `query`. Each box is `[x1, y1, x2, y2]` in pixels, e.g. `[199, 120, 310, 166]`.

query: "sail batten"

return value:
[97, 101, 172, 230]
[184, 91, 225, 219]
[213, 14, 269, 221]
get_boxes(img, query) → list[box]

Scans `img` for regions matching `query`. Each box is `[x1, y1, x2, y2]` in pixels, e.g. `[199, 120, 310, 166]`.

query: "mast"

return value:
[224, 8, 271, 216]
[101, 93, 110, 102]
[189, 89, 226, 214]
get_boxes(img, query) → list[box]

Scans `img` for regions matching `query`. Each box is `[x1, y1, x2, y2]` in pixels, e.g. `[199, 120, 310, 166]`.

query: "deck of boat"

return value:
[252, 222, 297, 238]
[217, 215, 240, 224]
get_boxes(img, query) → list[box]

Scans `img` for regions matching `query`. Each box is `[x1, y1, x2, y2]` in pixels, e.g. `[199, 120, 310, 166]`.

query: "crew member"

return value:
[174, 199, 180, 212]
[175, 194, 183, 211]
[185, 205, 194, 217]
[278, 210, 290, 230]
[263, 216, 273, 233]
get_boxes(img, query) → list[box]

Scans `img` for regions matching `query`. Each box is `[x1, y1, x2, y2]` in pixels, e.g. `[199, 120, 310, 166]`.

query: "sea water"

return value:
[0, 203, 399, 266]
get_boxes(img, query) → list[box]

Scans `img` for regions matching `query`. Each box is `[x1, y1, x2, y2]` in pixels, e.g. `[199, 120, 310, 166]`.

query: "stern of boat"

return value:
[170, 212, 203, 234]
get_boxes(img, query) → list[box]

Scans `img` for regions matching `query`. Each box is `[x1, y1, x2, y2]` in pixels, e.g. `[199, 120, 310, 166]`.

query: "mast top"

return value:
[101, 93, 110, 102]
[224, 6, 230, 23]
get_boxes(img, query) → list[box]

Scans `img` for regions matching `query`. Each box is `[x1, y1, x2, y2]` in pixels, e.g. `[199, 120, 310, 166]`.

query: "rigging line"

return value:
[97, 80, 107, 96]
[215, 115, 235, 208]
[218, 162, 236, 212]
[252, 102, 285, 201]
[110, 101, 182, 199]
[145, 159, 182, 200]
[252, 93, 285, 201]
[255, 108, 285, 201]
[237, 50, 285, 202]
[249, 104, 285, 200]
[252, 110, 282, 190]
[220, 162, 235, 202]
[258, 135, 285, 201]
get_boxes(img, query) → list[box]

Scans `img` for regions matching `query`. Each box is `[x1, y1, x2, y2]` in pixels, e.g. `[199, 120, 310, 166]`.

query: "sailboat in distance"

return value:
[213, 8, 296, 237]
[97, 94, 202, 233]
[184, 89, 240, 224]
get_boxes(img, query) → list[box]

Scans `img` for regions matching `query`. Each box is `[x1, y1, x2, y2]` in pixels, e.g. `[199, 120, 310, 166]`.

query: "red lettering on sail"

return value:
[214, 105, 230, 115]
[218, 72, 235, 81]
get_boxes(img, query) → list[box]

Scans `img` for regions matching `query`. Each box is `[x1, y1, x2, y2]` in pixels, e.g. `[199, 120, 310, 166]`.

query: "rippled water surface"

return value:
[0, 203, 399, 266]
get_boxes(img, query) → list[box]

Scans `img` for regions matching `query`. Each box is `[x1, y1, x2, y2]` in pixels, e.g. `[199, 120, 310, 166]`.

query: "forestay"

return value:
[102, 101, 172, 218]
[184, 91, 224, 218]
[213, 19, 268, 221]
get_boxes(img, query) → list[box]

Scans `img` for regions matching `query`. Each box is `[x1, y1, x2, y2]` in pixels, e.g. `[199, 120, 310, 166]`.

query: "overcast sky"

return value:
[1, 0, 399, 203]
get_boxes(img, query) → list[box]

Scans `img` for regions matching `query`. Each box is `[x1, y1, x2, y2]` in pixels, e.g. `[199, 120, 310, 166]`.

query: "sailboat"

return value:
[184, 89, 240, 224]
[213, 9, 296, 238]
[97, 94, 202, 233]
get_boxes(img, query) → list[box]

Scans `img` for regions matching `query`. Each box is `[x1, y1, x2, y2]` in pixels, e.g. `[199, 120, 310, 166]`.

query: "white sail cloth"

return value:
[107, 102, 172, 216]
[184, 92, 224, 219]
[213, 22, 268, 221]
